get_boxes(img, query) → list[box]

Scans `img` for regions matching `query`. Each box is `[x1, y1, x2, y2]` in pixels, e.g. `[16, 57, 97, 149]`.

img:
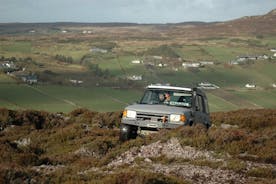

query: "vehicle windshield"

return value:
[140, 89, 192, 108]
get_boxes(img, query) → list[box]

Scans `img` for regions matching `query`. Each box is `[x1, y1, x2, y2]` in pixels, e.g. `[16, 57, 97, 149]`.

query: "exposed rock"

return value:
[221, 123, 239, 129]
[74, 146, 94, 157]
[152, 163, 246, 184]
[14, 138, 31, 147]
[108, 137, 217, 168]
[144, 158, 152, 163]
[32, 164, 65, 174]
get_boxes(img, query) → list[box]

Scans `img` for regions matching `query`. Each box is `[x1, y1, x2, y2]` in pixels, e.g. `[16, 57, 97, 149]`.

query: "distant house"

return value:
[245, 84, 256, 89]
[182, 62, 201, 68]
[272, 83, 276, 88]
[131, 60, 142, 64]
[61, 30, 67, 33]
[229, 60, 239, 65]
[157, 63, 168, 67]
[172, 67, 179, 71]
[198, 82, 219, 89]
[248, 56, 258, 60]
[0, 61, 18, 72]
[69, 79, 83, 85]
[199, 61, 214, 65]
[82, 30, 92, 34]
[259, 54, 269, 60]
[269, 48, 276, 52]
[127, 75, 142, 81]
[90, 48, 108, 53]
[237, 56, 248, 62]
[22, 75, 38, 84]
[153, 56, 163, 60]
[29, 30, 36, 33]
[0, 61, 16, 69]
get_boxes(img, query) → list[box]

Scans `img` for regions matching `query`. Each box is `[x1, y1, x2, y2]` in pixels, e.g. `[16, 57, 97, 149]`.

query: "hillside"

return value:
[0, 9, 275, 113]
[0, 108, 275, 183]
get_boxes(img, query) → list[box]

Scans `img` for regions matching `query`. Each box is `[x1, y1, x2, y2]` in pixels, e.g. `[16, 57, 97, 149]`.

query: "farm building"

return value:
[198, 82, 219, 89]
[269, 48, 276, 52]
[21, 75, 38, 84]
[257, 54, 269, 60]
[131, 60, 142, 64]
[229, 60, 239, 65]
[182, 62, 201, 68]
[0, 61, 18, 73]
[69, 79, 83, 85]
[158, 63, 168, 67]
[153, 56, 163, 60]
[127, 75, 142, 81]
[199, 61, 214, 65]
[245, 84, 256, 89]
[90, 48, 108, 53]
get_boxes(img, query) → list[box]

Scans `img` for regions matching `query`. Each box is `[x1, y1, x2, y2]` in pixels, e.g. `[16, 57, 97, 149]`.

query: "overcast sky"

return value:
[0, 0, 276, 23]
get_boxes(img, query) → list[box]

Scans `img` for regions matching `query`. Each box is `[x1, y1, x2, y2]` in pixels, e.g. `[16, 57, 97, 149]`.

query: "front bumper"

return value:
[121, 118, 186, 129]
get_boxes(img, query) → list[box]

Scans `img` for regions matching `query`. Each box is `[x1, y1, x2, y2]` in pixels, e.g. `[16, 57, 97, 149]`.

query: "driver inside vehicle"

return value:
[164, 93, 170, 103]
[158, 93, 165, 102]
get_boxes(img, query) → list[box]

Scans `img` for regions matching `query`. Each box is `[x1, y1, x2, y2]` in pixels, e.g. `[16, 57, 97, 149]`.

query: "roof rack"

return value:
[147, 84, 192, 91]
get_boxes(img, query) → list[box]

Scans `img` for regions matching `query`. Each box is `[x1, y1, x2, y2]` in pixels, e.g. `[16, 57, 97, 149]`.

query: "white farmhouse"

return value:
[199, 61, 214, 65]
[269, 48, 276, 52]
[182, 62, 201, 68]
[69, 79, 83, 84]
[127, 75, 142, 81]
[245, 84, 256, 88]
[198, 82, 220, 89]
[131, 60, 142, 64]
[153, 56, 163, 60]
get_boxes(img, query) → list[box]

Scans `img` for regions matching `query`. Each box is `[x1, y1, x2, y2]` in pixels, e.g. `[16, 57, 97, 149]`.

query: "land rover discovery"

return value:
[120, 84, 211, 141]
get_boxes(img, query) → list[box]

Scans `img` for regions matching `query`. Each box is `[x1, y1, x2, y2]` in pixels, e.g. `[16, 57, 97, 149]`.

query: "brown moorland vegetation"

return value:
[0, 108, 275, 183]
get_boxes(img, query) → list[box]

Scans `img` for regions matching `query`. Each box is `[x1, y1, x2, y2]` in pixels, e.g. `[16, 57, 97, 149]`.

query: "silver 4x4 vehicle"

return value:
[120, 84, 211, 141]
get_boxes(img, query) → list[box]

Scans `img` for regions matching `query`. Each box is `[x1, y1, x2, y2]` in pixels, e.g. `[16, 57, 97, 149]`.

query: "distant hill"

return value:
[0, 9, 275, 36]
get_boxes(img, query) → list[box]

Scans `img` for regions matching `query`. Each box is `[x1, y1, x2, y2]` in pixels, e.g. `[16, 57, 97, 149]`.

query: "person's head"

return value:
[159, 93, 165, 102]
[165, 93, 170, 101]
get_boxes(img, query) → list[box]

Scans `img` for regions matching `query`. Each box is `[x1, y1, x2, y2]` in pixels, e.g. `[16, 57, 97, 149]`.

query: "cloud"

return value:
[0, 0, 275, 23]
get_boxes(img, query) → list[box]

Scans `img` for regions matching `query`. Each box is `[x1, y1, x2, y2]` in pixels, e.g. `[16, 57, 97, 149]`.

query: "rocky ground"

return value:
[0, 108, 275, 183]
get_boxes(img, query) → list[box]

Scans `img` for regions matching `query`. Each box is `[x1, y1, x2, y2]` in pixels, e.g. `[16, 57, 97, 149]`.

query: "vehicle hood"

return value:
[125, 104, 191, 115]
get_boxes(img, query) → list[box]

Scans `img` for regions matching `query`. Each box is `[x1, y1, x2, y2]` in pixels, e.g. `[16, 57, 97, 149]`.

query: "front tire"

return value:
[119, 124, 137, 142]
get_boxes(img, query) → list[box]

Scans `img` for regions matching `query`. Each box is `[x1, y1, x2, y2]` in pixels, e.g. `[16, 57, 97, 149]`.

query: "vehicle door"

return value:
[194, 95, 206, 125]
[203, 97, 210, 126]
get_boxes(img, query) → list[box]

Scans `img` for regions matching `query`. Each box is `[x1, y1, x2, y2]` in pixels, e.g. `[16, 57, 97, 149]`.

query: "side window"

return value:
[204, 98, 209, 114]
[196, 95, 204, 112]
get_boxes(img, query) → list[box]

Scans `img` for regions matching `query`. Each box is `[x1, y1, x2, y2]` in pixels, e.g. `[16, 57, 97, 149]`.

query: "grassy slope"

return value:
[0, 84, 143, 112]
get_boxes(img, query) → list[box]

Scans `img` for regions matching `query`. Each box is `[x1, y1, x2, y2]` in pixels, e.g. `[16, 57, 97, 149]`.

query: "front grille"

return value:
[136, 112, 169, 123]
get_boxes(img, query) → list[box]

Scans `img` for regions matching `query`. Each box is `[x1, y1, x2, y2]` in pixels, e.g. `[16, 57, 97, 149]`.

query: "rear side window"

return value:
[196, 95, 204, 112]
[196, 95, 210, 113]
[204, 98, 209, 114]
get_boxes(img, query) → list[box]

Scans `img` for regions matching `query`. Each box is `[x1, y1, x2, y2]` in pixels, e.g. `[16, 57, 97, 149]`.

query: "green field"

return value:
[0, 84, 143, 112]
[0, 83, 275, 113]
[0, 23, 275, 113]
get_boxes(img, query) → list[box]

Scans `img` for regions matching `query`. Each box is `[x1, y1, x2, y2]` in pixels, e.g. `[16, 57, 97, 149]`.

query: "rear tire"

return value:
[119, 124, 137, 142]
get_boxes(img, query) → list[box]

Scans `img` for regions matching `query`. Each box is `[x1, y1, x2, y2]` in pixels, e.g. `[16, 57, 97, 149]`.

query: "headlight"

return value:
[170, 114, 186, 122]
[123, 110, 136, 119]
